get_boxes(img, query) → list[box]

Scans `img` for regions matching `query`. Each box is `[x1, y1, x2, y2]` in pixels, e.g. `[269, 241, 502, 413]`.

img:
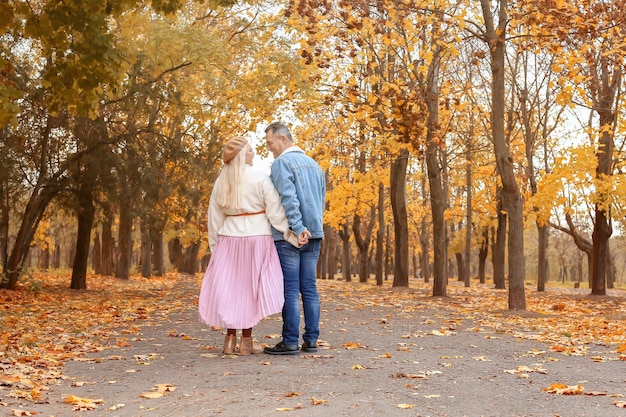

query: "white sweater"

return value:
[207, 166, 293, 252]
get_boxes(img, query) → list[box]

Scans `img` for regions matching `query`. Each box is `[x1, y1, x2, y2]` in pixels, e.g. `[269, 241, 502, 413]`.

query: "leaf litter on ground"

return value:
[1, 271, 625, 410]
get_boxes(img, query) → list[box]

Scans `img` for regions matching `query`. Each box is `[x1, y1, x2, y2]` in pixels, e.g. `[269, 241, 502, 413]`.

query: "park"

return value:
[1, 0, 626, 415]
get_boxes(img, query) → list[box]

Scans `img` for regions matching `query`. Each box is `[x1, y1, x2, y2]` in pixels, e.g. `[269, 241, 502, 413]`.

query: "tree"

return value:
[474, 0, 526, 309]
[520, 0, 625, 295]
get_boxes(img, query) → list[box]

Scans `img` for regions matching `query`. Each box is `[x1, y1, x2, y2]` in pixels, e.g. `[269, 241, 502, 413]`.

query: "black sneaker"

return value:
[263, 341, 299, 355]
[301, 341, 318, 353]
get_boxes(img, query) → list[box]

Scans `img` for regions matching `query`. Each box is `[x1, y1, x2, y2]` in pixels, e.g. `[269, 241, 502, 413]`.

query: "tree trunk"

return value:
[39, 247, 50, 271]
[425, 137, 446, 295]
[481, 0, 525, 309]
[181, 241, 199, 275]
[320, 228, 329, 279]
[478, 226, 489, 284]
[2, 116, 63, 289]
[492, 197, 507, 290]
[93, 231, 101, 274]
[390, 148, 409, 287]
[464, 135, 472, 287]
[419, 171, 431, 283]
[0, 181, 8, 272]
[116, 174, 133, 280]
[422, 48, 446, 295]
[70, 182, 95, 290]
[375, 182, 385, 286]
[140, 220, 151, 278]
[168, 237, 183, 271]
[339, 223, 352, 282]
[53, 243, 61, 269]
[534, 221, 548, 289]
[591, 208, 610, 295]
[3, 185, 58, 289]
[384, 224, 391, 281]
[101, 217, 114, 276]
[455, 252, 466, 286]
[322, 224, 334, 279]
[353, 206, 376, 283]
[328, 228, 338, 279]
[151, 227, 164, 276]
[590, 61, 619, 295]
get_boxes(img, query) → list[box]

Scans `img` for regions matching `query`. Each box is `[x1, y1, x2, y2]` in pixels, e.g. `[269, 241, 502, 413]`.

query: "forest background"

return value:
[1, 0, 626, 312]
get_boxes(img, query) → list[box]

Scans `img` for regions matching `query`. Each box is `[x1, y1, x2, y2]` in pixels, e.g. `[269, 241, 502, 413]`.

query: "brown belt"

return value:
[228, 211, 265, 217]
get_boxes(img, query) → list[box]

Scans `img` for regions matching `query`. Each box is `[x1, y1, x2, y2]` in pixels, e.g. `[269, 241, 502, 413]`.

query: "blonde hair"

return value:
[214, 144, 247, 210]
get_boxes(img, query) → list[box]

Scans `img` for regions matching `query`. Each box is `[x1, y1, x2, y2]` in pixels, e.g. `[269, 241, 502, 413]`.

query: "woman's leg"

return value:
[223, 329, 237, 354]
[240, 328, 262, 355]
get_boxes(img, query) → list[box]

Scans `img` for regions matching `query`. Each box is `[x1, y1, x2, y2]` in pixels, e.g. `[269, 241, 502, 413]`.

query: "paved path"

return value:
[7, 277, 626, 417]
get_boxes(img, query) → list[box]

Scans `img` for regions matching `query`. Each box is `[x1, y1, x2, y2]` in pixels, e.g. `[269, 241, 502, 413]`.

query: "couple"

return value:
[198, 122, 326, 356]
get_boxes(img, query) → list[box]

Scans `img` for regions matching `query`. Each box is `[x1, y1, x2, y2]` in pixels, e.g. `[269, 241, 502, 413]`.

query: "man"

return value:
[263, 122, 326, 355]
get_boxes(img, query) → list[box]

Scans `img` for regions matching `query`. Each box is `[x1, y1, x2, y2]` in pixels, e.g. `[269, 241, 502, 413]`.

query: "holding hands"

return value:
[298, 229, 311, 246]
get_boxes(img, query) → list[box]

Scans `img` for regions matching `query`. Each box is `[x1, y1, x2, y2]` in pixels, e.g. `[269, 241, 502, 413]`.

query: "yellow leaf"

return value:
[311, 396, 329, 405]
[352, 364, 365, 369]
[397, 403, 414, 409]
[155, 383, 176, 393]
[11, 410, 37, 416]
[542, 383, 584, 395]
[140, 391, 164, 399]
[63, 395, 104, 405]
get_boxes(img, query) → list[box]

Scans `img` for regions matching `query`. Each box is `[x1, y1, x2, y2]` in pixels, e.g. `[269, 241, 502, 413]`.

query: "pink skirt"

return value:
[198, 235, 284, 329]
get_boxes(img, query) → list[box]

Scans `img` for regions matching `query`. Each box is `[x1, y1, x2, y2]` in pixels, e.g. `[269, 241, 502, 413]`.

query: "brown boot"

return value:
[223, 334, 236, 354]
[239, 336, 262, 355]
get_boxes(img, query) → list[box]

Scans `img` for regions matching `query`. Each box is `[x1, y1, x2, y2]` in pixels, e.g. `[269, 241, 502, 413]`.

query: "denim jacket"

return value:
[270, 146, 326, 241]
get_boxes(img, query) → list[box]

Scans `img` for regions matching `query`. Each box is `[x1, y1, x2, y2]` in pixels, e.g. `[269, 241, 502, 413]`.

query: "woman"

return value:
[198, 136, 297, 355]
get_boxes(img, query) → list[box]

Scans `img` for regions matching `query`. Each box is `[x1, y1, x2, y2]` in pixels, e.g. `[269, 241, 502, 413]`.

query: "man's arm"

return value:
[271, 159, 306, 236]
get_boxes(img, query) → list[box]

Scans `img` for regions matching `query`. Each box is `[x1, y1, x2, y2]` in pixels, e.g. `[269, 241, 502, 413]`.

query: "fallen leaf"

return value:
[394, 372, 428, 379]
[342, 342, 364, 349]
[311, 396, 329, 405]
[63, 395, 104, 410]
[397, 403, 414, 409]
[140, 391, 163, 399]
[11, 410, 38, 416]
[155, 383, 176, 393]
[352, 364, 365, 369]
[542, 383, 584, 395]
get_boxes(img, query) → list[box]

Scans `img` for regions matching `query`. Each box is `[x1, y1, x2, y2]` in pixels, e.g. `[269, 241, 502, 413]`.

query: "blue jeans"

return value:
[275, 239, 321, 346]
